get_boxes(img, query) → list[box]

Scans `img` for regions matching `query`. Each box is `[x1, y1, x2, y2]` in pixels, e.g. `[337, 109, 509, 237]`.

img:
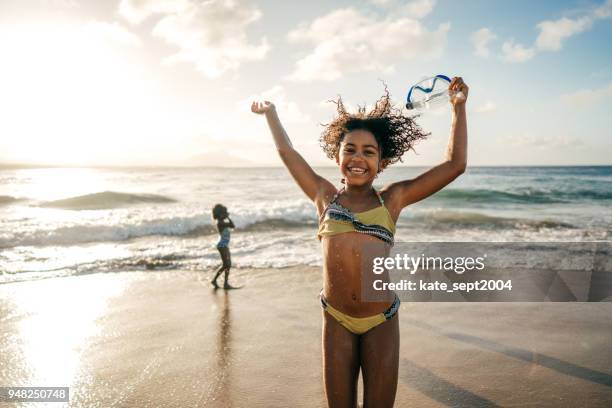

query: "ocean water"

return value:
[1, 166, 610, 283]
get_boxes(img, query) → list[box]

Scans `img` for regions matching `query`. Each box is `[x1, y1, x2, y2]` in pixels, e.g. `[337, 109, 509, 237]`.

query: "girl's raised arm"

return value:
[252, 101, 333, 202]
[384, 77, 468, 210]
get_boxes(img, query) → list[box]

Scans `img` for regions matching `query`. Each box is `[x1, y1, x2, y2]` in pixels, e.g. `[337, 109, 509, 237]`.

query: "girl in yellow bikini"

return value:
[252, 77, 468, 407]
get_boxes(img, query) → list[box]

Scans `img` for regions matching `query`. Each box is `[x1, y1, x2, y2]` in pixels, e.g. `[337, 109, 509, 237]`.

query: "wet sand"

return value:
[1, 267, 611, 407]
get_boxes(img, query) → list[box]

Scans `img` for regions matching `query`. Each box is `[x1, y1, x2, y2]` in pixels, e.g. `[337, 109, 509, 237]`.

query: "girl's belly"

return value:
[321, 232, 395, 317]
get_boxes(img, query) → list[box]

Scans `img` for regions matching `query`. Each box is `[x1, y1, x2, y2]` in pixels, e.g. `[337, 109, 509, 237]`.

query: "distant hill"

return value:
[0, 151, 265, 168]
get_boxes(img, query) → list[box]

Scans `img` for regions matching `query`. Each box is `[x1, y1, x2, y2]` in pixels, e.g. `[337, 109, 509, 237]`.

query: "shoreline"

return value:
[1, 268, 611, 407]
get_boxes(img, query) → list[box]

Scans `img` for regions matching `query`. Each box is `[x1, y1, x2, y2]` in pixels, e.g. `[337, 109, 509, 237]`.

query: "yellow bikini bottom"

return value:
[320, 292, 400, 335]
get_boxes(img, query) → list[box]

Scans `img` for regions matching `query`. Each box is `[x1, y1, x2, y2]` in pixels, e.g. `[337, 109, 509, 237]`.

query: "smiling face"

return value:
[335, 129, 382, 186]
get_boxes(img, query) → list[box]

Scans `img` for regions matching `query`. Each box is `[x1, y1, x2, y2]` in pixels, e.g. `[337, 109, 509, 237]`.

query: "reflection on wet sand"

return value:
[211, 289, 233, 406]
[0, 274, 128, 407]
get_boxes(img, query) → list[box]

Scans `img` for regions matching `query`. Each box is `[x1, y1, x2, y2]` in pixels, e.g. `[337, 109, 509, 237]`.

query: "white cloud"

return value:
[535, 17, 592, 51]
[83, 21, 141, 47]
[399, 0, 437, 19]
[368, 0, 436, 18]
[474, 101, 496, 113]
[119, 0, 269, 78]
[498, 0, 612, 63]
[594, 0, 612, 18]
[242, 86, 310, 124]
[43, 0, 79, 8]
[286, 8, 449, 81]
[118, 0, 190, 25]
[471, 27, 496, 58]
[501, 39, 535, 62]
[560, 81, 612, 108]
[534, 1, 612, 52]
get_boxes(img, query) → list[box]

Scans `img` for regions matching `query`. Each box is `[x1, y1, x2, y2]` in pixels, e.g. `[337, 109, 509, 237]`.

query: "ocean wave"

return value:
[432, 189, 561, 204]
[431, 187, 612, 204]
[0, 195, 24, 206]
[410, 210, 575, 229]
[0, 214, 319, 248]
[0, 254, 195, 283]
[2, 209, 574, 249]
[241, 218, 316, 231]
[0, 251, 315, 283]
[2, 215, 211, 248]
[102, 254, 190, 271]
[39, 191, 177, 210]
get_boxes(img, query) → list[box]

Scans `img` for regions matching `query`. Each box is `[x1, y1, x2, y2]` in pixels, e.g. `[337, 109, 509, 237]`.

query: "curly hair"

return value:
[320, 85, 430, 166]
[212, 204, 227, 220]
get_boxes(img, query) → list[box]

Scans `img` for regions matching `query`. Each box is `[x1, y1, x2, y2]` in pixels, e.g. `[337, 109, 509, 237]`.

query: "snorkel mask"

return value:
[406, 74, 452, 111]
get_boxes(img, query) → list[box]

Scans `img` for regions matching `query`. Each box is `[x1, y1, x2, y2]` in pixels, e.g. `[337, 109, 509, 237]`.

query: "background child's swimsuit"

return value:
[217, 227, 230, 249]
[317, 187, 400, 334]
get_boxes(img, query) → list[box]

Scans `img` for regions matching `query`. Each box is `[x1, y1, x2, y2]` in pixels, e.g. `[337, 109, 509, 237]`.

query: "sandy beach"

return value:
[1, 267, 611, 407]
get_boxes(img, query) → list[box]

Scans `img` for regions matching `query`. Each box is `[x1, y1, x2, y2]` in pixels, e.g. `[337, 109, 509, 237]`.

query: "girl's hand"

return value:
[449, 77, 468, 106]
[251, 100, 276, 115]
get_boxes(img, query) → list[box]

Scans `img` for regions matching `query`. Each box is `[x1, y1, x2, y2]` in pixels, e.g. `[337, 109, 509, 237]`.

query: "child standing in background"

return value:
[211, 204, 235, 289]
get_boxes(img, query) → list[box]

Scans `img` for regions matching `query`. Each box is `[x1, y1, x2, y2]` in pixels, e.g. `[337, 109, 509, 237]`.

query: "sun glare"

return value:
[9, 275, 129, 388]
[0, 22, 168, 166]
[9, 168, 108, 201]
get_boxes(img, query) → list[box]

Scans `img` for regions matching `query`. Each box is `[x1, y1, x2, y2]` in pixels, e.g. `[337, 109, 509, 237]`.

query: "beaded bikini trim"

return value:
[320, 188, 395, 246]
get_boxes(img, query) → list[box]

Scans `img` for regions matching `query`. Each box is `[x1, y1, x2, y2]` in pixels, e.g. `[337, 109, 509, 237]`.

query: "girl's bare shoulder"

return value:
[315, 181, 340, 218]
[378, 183, 404, 223]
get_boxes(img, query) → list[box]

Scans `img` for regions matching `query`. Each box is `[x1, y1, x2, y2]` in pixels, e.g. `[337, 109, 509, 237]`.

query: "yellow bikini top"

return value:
[317, 187, 395, 245]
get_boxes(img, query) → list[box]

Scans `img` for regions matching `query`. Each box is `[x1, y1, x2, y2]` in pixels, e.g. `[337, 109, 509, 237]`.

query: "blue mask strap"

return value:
[406, 74, 451, 108]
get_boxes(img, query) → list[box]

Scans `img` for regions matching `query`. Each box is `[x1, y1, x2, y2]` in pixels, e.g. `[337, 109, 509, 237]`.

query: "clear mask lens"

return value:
[406, 75, 451, 111]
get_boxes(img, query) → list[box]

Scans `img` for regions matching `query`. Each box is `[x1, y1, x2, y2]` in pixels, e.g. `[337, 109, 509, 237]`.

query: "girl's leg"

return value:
[211, 264, 225, 287]
[322, 310, 361, 408]
[360, 313, 399, 408]
[213, 247, 229, 287]
[218, 247, 232, 287]
[223, 268, 230, 287]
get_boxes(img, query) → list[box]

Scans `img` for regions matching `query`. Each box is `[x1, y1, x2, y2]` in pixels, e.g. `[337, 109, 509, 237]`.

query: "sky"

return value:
[0, 0, 610, 167]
